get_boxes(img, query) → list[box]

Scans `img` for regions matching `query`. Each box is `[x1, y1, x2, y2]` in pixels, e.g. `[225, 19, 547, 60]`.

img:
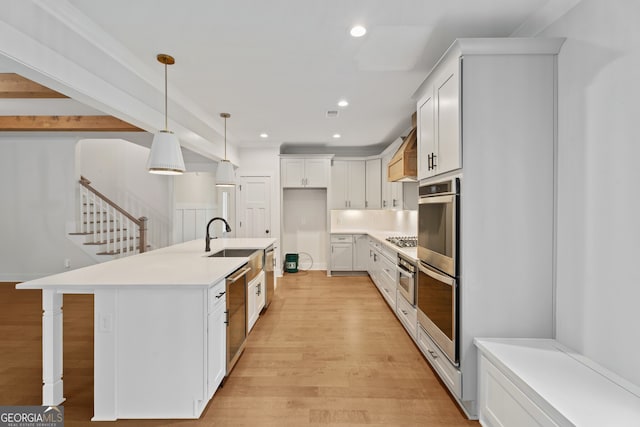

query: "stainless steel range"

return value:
[385, 236, 417, 248]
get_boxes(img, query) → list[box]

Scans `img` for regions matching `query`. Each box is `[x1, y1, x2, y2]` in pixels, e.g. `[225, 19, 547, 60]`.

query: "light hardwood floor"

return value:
[0, 273, 478, 426]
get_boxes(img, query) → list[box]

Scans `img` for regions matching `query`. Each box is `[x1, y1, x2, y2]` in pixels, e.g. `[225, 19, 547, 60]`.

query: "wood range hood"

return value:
[387, 112, 417, 182]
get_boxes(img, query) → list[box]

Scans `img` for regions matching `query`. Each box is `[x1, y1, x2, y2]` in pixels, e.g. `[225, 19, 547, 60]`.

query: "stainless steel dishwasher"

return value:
[225, 264, 250, 376]
[263, 245, 275, 310]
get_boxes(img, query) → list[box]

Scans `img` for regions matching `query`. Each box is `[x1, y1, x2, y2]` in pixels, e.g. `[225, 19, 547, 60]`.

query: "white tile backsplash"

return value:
[330, 209, 417, 235]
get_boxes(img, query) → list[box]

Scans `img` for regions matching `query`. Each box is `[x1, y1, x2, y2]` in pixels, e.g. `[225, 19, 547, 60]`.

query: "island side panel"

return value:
[42, 289, 64, 406]
[93, 288, 118, 421]
[115, 287, 208, 419]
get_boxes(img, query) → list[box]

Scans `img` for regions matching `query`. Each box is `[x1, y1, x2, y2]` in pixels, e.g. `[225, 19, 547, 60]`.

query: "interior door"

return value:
[237, 176, 271, 238]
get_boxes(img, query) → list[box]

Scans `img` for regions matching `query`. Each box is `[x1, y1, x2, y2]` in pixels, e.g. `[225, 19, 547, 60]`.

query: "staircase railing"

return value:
[78, 176, 148, 256]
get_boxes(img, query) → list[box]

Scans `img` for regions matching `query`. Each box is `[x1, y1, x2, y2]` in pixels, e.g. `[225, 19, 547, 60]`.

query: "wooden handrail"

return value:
[79, 176, 148, 253]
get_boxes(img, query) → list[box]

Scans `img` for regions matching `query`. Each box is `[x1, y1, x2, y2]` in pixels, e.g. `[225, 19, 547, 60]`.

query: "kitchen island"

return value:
[17, 238, 276, 421]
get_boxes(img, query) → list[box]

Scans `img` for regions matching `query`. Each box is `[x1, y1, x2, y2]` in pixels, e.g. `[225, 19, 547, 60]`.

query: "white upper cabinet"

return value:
[365, 158, 381, 209]
[330, 160, 366, 209]
[417, 53, 462, 179]
[281, 157, 330, 188]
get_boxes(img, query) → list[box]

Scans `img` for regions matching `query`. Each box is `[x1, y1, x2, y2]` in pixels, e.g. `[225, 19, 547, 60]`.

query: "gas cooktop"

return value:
[385, 236, 417, 248]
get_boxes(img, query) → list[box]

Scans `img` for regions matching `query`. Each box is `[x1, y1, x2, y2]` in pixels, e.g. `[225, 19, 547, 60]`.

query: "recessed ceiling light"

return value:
[260, 133, 269, 138]
[333, 133, 341, 139]
[338, 99, 349, 107]
[350, 25, 367, 37]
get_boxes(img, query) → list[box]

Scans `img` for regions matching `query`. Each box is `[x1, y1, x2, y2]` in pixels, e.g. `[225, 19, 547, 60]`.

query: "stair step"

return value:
[97, 247, 140, 256]
[84, 237, 136, 245]
[83, 220, 117, 224]
[69, 228, 127, 235]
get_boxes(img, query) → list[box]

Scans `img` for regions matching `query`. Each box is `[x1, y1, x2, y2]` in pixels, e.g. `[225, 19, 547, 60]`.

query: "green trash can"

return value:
[285, 253, 299, 273]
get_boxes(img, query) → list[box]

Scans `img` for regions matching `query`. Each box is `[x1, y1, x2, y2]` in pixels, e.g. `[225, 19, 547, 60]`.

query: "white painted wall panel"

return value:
[0, 137, 95, 281]
[540, 0, 640, 387]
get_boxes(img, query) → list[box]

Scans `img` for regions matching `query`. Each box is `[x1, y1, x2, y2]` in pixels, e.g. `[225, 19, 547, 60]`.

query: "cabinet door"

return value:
[207, 301, 226, 399]
[367, 241, 376, 278]
[331, 242, 353, 271]
[389, 181, 403, 210]
[365, 159, 381, 209]
[418, 90, 436, 179]
[353, 235, 369, 270]
[381, 152, 392, 209]
[247, 279, 258, 332]
[348, 160, 366, 209]
[281, 158, 305, 187]
[305, 158, 329, 187]
[435, 58, 461, 175]
[256, 273, 266, 314]
[330, 160, 349, 208]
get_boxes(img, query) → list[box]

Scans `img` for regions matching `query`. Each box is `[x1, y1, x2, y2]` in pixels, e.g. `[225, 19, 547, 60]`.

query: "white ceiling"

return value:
[56, 0, 550, 151]
[0, 0, 576, 158]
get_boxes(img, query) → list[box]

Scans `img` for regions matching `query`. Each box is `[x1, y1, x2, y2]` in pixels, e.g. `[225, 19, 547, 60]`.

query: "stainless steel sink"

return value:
[208, 248, 259, 258]
[208, 248, 264, 283]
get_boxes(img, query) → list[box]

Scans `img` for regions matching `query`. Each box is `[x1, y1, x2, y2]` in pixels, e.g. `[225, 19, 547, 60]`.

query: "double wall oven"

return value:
[417, 178, 460, 365]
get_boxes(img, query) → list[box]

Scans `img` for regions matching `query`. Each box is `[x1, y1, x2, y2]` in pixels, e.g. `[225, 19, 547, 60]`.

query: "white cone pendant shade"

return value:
[147, 130, 185, 174]
[148, 53, 185, 175]
[216, 112, 235, 186]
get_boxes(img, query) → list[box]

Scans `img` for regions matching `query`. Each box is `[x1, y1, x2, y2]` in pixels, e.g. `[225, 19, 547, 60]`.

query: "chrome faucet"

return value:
[205, 217, 232, 252]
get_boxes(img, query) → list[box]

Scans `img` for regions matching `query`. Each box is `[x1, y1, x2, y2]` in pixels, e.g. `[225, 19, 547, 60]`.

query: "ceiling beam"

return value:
[0, 115, 144, 131]
[0, 73, 68, 98]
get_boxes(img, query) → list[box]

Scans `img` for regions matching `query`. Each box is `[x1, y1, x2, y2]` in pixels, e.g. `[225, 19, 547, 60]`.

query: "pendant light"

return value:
[215, 112, 235, 186]
[147, 53, 185, 175]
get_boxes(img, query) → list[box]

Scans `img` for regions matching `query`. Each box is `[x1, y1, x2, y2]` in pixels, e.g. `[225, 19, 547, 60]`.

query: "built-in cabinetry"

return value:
[367, 237, 397, 310]
[365, 159, 382, 209]
[207, 280, 226, 400]
[247, 270, 266, 332]
[330, 158, 382, 209]
[395, 291, 417, 340]
[475, 338, 640, 427]
[329, 234, 369, 273]
[331, 160, 366, 209]
[417, 54, 461, 180]
[281, 157, 330, 188]
[413, 38, 565, 417]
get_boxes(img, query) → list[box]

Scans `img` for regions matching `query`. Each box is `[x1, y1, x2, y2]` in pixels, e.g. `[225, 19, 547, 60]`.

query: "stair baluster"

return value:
[76, 176, 148, 259]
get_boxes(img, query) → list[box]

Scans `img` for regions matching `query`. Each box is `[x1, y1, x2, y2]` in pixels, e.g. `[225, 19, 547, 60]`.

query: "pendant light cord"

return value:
[224, 116, 227, 160]
[164, 62, 168, 131]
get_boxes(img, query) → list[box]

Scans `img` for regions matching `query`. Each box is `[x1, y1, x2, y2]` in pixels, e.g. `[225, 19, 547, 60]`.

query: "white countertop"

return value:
[475, 338, 640, 426]
[17, 238, 276, 289]
[331, 229, 418, 261]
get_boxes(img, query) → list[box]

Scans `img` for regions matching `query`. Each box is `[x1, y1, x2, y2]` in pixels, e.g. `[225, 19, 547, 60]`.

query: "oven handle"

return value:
[398, 267, 414, 280]
[418, 261, 455, 286]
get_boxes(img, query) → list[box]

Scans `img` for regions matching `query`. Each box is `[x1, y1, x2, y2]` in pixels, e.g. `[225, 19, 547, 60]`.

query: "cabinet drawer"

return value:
[331, 234, 354, 243]
[417, 326, 461, 398]
[396, 294, 417, 339]
[208, 280, 226, 313]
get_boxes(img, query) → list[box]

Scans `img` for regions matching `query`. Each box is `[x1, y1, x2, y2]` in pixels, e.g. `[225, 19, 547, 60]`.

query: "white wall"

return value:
[78, 139, 173, 249]
[0, 136, 95, 281]
[282, 189, 327, 270]
[540, 0, 640, 386]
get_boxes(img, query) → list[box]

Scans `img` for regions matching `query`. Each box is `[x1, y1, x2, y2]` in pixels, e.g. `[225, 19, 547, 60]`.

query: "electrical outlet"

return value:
[64, 259, 71, 269]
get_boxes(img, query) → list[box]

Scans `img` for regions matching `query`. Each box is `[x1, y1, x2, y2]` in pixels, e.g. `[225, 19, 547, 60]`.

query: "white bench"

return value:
[474, 338, 640, 427]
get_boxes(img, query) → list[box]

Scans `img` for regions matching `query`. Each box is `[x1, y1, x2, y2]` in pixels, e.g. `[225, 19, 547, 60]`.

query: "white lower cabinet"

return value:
[417, 326, 462, 398]
[330, 234, 369, 272]
[247, 271, 266, 332]
[353, 234, 369, 270]
[395, 293, 417, 340]
[207, 280, 226, 399]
